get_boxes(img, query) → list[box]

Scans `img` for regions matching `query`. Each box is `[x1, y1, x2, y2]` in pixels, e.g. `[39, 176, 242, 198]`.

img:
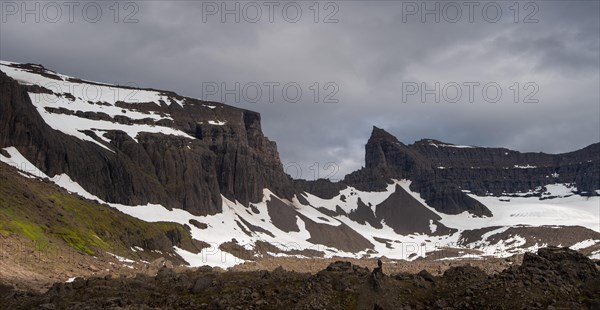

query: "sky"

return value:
[1, 1, 599, 181]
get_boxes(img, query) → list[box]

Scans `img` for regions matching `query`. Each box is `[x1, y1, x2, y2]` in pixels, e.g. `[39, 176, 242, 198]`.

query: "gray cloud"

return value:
[1, 1, 598, 180]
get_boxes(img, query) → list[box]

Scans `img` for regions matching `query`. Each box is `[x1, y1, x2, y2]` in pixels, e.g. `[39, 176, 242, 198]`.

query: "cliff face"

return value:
[410, 139, 600, 196]
[345, 127, 491, 216]
[3, 61, 598, 219]
[196, 110, 294, 207]
[344, 126, 599, 217]
[0, 64, 293, 216]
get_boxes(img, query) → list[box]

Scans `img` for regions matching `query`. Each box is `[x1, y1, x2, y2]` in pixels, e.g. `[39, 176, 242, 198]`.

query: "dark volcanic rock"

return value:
[348, 198, 382, 229]
[188, 219, 208, 230]
[0, 69, 295, 216]
[375, 184, 455, 235]
[326, 261, 352, 272]
[190, 277, 212, 294]
[340, 126, 598, 217]
[294, 178, 347, 199]
[521, 246, 599, 283]
[442, 265, 487, 282]
[417, 269, 435, 283]
[299, 214, 374, 253]
[412, 138, 600, 196]
[344, 127, 492, 216]
[266, 195, 300, 233]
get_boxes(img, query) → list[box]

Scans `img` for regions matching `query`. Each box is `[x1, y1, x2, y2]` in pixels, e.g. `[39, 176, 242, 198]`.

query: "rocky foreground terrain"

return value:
[1, 247, 598, 309]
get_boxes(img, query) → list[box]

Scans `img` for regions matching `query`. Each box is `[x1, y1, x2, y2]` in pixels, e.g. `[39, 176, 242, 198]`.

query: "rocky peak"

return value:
[364, 126, 428, 175]
[367, 126, 402, 145]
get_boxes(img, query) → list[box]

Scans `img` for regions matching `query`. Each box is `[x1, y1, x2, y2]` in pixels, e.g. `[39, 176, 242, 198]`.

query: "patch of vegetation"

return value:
[0, 162, 200, 260]
[10, 220, 45, 241]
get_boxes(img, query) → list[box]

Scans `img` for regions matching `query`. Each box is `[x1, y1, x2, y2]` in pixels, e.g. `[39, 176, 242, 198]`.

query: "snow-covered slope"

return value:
[0, 61, 197, 151]
[3, 143, 598, 265]
[1, 61, 599, 267]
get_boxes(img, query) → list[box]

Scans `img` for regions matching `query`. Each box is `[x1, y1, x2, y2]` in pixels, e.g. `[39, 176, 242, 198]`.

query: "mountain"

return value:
[1, 61, 599, 266]
[346, 126, 599, 216]
[0, 62, 295, 216]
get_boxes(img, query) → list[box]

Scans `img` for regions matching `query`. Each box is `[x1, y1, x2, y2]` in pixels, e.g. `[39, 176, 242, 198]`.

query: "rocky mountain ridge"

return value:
[1, 61, 599, 266]
[0, 62, 294, 216]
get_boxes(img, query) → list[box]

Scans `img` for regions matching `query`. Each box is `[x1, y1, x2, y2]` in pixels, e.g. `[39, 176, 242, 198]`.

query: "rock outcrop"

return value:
[344, 126, 492, 216]
[342, 126, 598, 217]
[0, 65, 294, 216]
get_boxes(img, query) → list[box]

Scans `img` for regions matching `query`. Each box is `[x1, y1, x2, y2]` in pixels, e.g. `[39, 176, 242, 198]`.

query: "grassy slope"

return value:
[0, 162, 203, 261]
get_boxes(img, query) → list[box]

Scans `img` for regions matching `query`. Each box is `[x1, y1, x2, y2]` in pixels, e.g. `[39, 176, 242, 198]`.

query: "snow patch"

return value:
[52, 174, 102, 201]
[208, 120, 226, 125]
[514, 164, 536, 169]
[174, 246, 242, 268]
[106, 252, 135, 263]
[570, 239, 599, 250]
[429, 142, 474, 148]
[0, 147, 49, 178]
[429, 220, 437, 233]
[30, 95, 195, 146]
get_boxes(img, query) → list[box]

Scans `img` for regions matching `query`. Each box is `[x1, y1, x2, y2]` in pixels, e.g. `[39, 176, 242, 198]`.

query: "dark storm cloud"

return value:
[1, 1, 598, 179]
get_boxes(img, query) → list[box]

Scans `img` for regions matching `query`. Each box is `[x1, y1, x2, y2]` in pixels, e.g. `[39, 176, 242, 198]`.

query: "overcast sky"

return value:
[1, 1, 599, 180]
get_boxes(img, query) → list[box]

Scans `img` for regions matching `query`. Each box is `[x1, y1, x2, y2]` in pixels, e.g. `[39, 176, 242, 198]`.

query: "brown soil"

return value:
[0, 234, 192, 293]
[231, 253, 520, 276]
